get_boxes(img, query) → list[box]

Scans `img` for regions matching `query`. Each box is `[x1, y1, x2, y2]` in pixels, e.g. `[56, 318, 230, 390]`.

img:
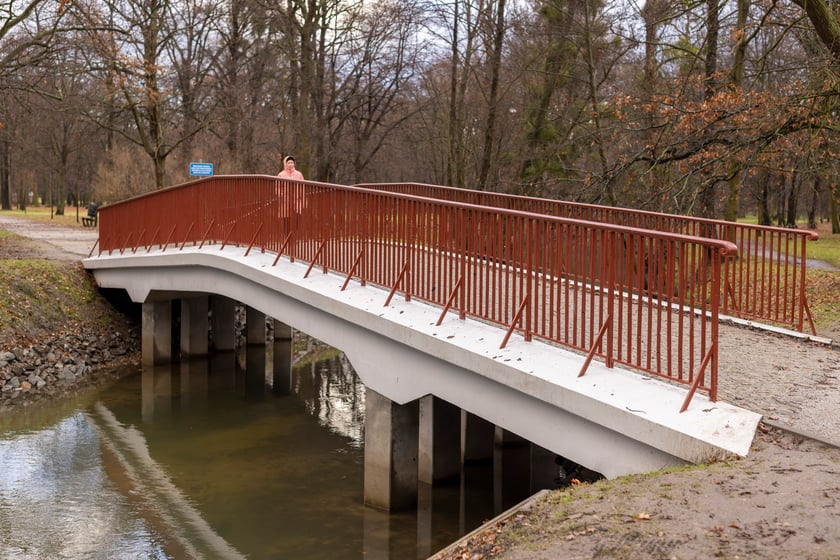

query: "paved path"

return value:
[2, 212, 838, 447]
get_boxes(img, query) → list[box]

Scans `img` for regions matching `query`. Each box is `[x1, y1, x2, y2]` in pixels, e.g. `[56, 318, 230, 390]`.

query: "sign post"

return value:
[190, 162, 214, 177]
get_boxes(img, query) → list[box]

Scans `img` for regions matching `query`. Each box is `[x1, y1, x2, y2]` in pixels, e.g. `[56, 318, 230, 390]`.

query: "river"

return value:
[0, 347, 533, 559]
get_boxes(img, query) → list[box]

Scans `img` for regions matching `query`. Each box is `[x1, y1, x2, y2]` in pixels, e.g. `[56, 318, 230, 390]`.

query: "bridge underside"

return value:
[84, 246, 760, 507]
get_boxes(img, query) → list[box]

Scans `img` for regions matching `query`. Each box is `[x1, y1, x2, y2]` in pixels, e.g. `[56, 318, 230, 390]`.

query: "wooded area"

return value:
[2, 0, 840, 231]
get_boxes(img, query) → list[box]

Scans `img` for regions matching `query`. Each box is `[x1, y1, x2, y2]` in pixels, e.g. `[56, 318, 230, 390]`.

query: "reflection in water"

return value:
[0, 414, 168, 559]
[0, 348, 532, 559]
[88, 401, 247, 559]
[296, 353, 365, 446]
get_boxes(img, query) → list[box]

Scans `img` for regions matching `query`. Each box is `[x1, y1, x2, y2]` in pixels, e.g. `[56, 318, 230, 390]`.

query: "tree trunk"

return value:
[146, 0, 167, 188]
[785, 170, 799, 227]
[477, 0, 506, 191]
[699, 0, 719, 219]
[0, 133, 10, 211]
[723, 0, 749, 222]
[756, 170, 771, 226]
[641, 0, 669, 204]
[807, 175, 820, 229]
[581, 0, 613, 204]
[446, 0, 460, 187]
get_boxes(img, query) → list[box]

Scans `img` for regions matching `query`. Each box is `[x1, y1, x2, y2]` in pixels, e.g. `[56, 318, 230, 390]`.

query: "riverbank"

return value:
[0, 326, 140, 412]
[434, 423, 840, 560]
[0, 223, 142, 412]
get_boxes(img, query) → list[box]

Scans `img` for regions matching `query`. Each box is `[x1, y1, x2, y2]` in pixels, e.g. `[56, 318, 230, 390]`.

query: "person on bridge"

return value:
[277, 155, 306, 234]
[278, 155, 304, 180]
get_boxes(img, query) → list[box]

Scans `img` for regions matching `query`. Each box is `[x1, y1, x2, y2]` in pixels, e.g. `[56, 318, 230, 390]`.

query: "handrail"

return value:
[355, 182, 819, 334]
[93, 175, 739, 410]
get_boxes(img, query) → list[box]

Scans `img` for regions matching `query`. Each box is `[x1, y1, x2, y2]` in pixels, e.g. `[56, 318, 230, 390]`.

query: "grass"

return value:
[806, 222, 840, 268]
[4, 206, 90, 228]
[738, 216, 840, 268]
[0, 228, 106, 348]
[0, 258, 101, 345]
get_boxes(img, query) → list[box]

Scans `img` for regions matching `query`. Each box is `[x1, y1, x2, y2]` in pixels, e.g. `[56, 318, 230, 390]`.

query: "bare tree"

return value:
[476, 0, 506, 191]
[0, 0, 74, 208]
[332, 1, 424, 182]
[166, 0, 222, 169]
[78, 0, 186, 189]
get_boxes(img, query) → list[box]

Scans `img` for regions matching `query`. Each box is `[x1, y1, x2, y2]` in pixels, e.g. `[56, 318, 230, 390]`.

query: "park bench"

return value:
[82, 203, 98, 227]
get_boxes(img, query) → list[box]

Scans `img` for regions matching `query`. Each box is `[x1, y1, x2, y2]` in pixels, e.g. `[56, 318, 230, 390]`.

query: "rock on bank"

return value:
[0, 327, 140, 410]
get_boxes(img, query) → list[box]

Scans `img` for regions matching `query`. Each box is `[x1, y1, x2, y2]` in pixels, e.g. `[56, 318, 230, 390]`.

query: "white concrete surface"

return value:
[84, 245, 761, 479]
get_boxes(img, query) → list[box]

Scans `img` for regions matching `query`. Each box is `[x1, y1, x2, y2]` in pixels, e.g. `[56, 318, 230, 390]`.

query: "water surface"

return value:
[0, 351, 515, 559]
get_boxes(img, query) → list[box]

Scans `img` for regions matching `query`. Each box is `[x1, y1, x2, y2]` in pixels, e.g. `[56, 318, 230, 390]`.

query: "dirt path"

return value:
[0, 213, 98, 260]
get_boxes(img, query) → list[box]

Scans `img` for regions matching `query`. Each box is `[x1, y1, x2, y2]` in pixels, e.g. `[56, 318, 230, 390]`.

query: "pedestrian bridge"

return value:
[83, 175, 763, 510]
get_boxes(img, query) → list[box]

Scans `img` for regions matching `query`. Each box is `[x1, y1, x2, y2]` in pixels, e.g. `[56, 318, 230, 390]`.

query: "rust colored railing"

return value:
[355, 183, 819, 334]
[96, 175, 740, 411]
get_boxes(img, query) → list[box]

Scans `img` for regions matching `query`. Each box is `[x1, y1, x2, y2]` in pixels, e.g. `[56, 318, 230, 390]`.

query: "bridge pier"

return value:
[244, 306, 269, 395]
[419, 396, 461, 486]
[364, 387, 419, 511]
[141, 301, 172, 366]
[364, 389, 565, 513]
[462, 411, 494, 464]
[272, 320, 293, 395]
[146, 296, 295, 397]
[180, 296, 209, 358]
[246, 307, 266, 345]
[210, 295, 236, 352]
[494, 429, 531, 511]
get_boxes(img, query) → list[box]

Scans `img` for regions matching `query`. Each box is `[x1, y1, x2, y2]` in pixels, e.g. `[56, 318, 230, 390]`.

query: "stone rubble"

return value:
[0, 328, 140, 405]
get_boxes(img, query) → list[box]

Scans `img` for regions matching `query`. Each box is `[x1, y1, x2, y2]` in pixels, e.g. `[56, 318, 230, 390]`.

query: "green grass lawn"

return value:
[2, 206, 90, 228]
[806, 224, 840, 268]
[737, 215, 840, 268]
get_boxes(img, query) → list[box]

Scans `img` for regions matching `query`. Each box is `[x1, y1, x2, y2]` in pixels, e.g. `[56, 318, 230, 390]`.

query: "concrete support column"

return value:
[461, 410, 495, 464]
[142, 301, 172, 366]
[418, 396, 461, 486]
[493, 428, 531, 514]
[244, 307, 268, 395]
[210, 295, 236, 352]
[459, 410, 496, 530]
[531, 444, 559, 493]
[273, 320, 292, 341]
[364, 388, 419, 512]
[180, 296, 209, 358]
[246, 306, 266, 346]
[272, 320, 293, 395]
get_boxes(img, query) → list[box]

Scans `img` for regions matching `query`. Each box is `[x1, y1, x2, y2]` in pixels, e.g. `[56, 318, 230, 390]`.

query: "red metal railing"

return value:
[96, 175, 739, 411]
[355, 183, 819, 334]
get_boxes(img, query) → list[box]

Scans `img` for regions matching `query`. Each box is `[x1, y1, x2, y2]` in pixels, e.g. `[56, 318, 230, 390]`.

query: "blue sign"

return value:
[190, 162, 214, 177]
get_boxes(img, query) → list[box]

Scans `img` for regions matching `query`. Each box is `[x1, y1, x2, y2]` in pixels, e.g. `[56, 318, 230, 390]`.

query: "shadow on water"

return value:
[0, 344, 589, 559]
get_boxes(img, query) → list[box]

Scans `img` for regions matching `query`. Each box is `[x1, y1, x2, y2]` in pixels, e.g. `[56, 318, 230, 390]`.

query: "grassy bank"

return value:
[0, 228, 131, 349]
